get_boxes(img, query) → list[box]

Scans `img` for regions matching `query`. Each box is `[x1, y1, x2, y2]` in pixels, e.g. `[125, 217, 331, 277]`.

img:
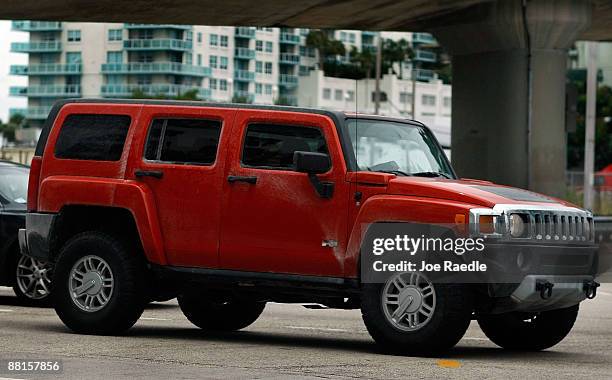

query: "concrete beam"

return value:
[0, 0, 611, 41]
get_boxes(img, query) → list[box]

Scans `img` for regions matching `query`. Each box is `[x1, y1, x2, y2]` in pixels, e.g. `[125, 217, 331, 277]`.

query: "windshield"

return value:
[0, 166, 29, 204]
[346, 118, 455, 178]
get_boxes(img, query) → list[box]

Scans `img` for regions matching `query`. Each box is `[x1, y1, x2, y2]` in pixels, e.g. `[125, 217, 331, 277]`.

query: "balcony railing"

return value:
[412, 33, 437, 45]
[101, 84, 210, 99]
[11, 41, 62, 53]
[124, 24, 191, 30]
[415, 68, 435, 81]
[234, 70, 255, 81]
[233, 90, 255, 103]
[10, 63, 82, 76]
[11, 21, 62, 31]
[101, 62, 210, 76]
[10, 85, 81, 97]
[235, 27, 256, 38]
[414, 49, 437, 62]
[123, 39, 192, 51]
[279, 74, 298, 87]
[234, 47, 256, 59]
[279, 33, 300, 44]
[25, 106, 54, 119]
[279, 53, 300, 65]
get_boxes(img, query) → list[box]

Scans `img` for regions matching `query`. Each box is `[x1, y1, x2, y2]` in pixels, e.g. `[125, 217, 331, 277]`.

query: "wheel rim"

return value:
[16, 254, 53, 300]
[382, 271, 436, 331]
[69, 255, 114, 312]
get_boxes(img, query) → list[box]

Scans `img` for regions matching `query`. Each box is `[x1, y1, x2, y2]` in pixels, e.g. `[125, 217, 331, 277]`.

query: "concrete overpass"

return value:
[3, 0, 611, 197]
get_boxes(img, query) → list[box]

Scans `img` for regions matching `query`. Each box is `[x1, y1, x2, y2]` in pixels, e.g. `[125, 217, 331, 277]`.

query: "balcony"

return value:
[279, 53, 300, 65]
[101, 62, 210, 77]
[25, 106, 54, 119]
[279, 33, 300, 44]
[10, 85, 81, 97]
[124, 24, 191, 30]
[414, 49, 437, 63]
[10, 63, 82, 76]
[415, 68, 435, 81]
[234, 70, 255, 82]
[11, 41, 62, 53]
[11, 21, 62, 31]
[233, 90, 255, 103]
[235, 27, 255, 39]
[234, 47, 255, 59]
[101, 84, 210, 99]
[123, 39, 192, 51]
[361, 31, 377, 36]
[412, 33, 437, 45]
[279, 74, 298, 87]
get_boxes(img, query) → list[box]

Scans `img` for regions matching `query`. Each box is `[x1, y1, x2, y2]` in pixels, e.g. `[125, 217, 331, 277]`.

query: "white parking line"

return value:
[284, 326, 352, 333]
[0, 377, 27, 380]
[0, 309, 14, 313]
[140, 317, 172, 321]
[462, 337, 489, 341]
[598, 291, 612, 297]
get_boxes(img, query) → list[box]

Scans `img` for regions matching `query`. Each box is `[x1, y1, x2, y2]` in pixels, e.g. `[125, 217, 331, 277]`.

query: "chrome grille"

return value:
[528, 211, 592, 241]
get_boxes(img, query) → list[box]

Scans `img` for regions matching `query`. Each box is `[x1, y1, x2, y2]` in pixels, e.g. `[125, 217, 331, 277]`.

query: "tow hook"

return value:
[535, 280, 554, 300]
[583, 280, 600, 299]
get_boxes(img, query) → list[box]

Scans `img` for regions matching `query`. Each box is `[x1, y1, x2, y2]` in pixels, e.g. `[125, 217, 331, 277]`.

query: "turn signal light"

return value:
[479, 215, 495, 234]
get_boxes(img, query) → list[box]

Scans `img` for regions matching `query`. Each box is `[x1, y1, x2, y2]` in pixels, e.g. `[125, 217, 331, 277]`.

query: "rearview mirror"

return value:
[293, 151, 330, 174]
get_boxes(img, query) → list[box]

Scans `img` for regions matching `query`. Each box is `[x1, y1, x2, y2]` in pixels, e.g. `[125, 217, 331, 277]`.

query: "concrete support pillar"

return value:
[432, 0, 592, 197]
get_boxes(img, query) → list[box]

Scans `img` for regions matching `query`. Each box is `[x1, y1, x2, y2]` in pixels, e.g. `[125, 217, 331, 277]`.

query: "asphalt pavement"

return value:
[0, 284, 611, 379]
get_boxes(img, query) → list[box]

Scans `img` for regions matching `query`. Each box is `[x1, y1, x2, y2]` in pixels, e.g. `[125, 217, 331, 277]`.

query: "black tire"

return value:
[178, 293, 266, 331]
[361, 281, 472, 356]
[11, 252, 53, 306]
[477, 304, 579, 351]
[52, 231, 147, 335]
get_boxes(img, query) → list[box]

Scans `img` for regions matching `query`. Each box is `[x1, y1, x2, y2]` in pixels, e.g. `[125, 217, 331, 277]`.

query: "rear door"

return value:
[129, 105, 236, 268]
[219, 109, 350, 277]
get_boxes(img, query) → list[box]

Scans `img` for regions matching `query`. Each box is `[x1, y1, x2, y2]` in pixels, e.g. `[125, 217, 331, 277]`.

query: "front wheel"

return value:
[477, 305, 579, 351]
[13, 253, 53, 305]
[178, 293, 266, 331]
[361, 272, 473, 356]
[52, 231, 146, 335]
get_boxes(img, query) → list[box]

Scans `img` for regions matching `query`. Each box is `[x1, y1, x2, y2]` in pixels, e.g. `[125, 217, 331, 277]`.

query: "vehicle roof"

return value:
[0, 160, 29, 169]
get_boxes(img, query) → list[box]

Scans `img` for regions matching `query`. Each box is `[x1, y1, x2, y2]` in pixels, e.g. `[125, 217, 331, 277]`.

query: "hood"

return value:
[386, 176, 576, 209]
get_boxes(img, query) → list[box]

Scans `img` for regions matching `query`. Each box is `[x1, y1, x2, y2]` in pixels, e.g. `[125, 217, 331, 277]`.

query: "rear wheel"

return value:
[178, 293, 266, 331]
[477, 305, 579, 351]
[52, 231, 146, 335]
[361, 271, 472, 356]
[12, 253, 53, 305]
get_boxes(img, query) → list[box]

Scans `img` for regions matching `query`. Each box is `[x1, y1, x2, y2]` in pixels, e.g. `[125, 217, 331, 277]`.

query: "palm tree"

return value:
[383, 38, 413, 79]
[349, 46, 376, 80]
[306, 30, 346, 70]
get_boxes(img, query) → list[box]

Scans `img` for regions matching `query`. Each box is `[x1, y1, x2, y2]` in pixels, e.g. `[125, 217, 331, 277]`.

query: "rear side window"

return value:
[144, 118, 222, 165]
[242, 123, 328, 170]
[54, 114, 131, 161]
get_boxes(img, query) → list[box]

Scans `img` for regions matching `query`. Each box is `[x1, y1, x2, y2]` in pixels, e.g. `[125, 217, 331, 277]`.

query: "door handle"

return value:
[135, 170, 164, 179]
[227, 175, 257, 184]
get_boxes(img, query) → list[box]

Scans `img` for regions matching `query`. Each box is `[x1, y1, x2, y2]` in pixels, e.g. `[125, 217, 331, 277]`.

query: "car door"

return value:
[219, 109, 350, 277]
[130, 105, 236, 268]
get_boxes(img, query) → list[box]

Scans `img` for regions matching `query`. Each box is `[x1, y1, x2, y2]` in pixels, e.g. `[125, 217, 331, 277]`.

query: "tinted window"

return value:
[242, 123, 328, 170]
[54, 114, 131, 161]
[145, 118, 221, 165]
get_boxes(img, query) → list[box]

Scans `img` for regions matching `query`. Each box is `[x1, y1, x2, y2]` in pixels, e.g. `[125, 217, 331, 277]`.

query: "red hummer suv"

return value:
[19, 99, 599, 355]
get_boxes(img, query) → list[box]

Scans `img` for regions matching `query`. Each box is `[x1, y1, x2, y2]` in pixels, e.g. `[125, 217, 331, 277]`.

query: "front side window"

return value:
[346, 119, 454, 178]
[144, 118, 222, 165]
[242, 123, 329, 170]
[0, 165, 28, 204]
[55, 114, 131, 161]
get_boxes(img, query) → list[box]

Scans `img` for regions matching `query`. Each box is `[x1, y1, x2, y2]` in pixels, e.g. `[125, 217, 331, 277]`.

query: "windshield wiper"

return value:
[371, 169, 410, 176]
[411, 171, 452, 179]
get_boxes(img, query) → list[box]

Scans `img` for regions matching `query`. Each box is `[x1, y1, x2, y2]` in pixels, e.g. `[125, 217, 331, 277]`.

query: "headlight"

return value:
[509, 214, 526, 238]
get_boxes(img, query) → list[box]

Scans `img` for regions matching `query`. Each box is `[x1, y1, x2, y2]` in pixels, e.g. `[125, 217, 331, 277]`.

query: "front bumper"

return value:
[18, 212, 57, 262]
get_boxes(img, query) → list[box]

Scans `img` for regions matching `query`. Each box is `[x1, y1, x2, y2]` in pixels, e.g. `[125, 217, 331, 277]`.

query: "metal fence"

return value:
[566, 170, 612, 216]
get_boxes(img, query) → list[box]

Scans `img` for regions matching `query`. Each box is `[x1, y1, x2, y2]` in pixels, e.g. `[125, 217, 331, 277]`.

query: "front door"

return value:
[219, 110, 350, 277]
[131, 106, 236, 268]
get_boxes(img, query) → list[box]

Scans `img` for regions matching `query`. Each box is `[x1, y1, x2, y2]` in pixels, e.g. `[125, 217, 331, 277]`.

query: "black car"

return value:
[0, 160, 52, 304]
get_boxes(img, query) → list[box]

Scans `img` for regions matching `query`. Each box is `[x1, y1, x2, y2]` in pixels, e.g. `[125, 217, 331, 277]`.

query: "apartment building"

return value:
[8, 21, 448, 140]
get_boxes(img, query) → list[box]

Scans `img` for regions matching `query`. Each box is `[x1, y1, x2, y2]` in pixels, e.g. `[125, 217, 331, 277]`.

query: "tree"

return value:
[567, 82, 612, 171]
[0, 112, 27, 143]
[383, 38, 413, 78]
[130, 88, 200, 101]
[306, 30, 346, 69]
[349, 46, 376, 80]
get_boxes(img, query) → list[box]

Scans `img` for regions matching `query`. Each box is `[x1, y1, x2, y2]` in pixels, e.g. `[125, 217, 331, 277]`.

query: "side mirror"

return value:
[293, 151, 330, 174]
[293, 151, 334, 199]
